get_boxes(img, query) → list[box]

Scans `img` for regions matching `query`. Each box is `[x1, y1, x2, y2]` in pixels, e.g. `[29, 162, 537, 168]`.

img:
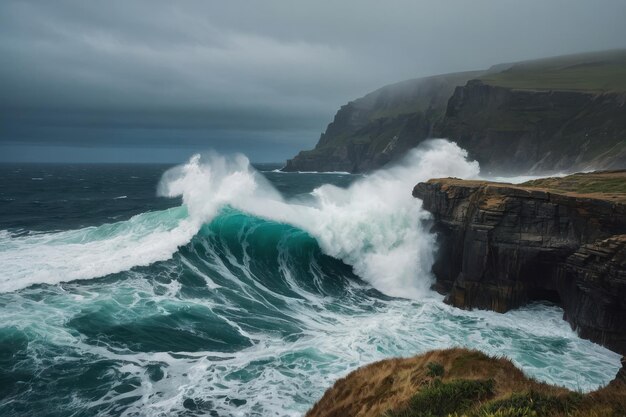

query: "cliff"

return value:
[440, 80, 626, 174]
[282, 71, 482, 172]
[306, 348, 626, 417]
[412, 171, 626, 354]
[285, 50, 626, 173]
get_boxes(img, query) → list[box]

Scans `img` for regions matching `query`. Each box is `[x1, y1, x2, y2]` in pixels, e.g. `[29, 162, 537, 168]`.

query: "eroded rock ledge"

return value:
[412, 171, 626, 354]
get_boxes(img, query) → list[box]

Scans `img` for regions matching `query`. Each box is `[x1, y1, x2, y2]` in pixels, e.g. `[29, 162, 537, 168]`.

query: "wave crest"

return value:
[0, 139, 480, 295]
[158, 139, 480, 298]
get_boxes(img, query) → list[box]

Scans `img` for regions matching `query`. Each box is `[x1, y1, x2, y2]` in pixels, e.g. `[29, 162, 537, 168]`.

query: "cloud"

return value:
[1, 0, 625, 161]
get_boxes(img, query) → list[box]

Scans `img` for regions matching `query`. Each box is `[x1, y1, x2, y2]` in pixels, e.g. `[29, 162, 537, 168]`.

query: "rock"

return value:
[412, 173, 626, 354]
[560, 235, 626, 352]
[284, 50, 626, 174]
[283, 71, 481, 173]
[439, 80, 626, 174]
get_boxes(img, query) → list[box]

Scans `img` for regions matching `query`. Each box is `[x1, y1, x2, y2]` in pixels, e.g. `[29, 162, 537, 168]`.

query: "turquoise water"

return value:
[0, 146, 621, 416]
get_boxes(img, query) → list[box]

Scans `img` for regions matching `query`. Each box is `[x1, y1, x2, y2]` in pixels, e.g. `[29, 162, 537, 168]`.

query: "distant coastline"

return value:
[284, 50, 626, 175]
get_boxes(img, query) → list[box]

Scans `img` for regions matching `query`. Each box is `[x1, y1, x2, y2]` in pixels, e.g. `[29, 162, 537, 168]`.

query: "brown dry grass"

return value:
[305, 348, 626, 417]
[430, 170, 626, 204]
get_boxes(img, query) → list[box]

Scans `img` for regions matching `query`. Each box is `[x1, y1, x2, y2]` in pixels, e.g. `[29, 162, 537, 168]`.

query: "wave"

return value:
[0, 139, 479, 295]
[0, 207, 196, 293]
[0, 144, 622, 416]
[158, 140, 479, 298]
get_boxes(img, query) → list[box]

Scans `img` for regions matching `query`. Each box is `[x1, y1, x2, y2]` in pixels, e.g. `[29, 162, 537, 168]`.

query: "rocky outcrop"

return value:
[285, 50, 626, 174]
[440, 80, 626, 174]
[283, 71, 482, 172]
[561, 235, 626, 351]
[412, 173, 626, 354]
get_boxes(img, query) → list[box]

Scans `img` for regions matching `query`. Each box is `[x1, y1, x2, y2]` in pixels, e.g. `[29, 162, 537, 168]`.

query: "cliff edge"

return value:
[413, 171, 626, 354]
[285, 50, 626, 174]
[283, 71, 481, 172]
[306, 348, 626, 417]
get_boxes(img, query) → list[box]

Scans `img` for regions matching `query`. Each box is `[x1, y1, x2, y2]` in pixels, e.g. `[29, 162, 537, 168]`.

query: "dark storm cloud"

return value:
[1, 0, 626, 162]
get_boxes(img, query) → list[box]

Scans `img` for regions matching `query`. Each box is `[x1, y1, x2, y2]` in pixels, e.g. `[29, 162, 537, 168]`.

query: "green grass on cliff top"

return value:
[521, 171, 626, 197]
[479, 50, 626, 92]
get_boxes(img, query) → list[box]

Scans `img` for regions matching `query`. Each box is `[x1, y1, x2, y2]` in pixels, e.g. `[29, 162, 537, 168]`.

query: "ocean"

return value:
[0, 141, 620, 417]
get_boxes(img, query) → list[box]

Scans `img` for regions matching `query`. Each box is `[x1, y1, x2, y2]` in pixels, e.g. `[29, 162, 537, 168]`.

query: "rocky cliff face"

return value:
[285, 50, 626, 173]
[440, 80, 626, 174]
[412, 172, 626, 354]
[283, 71, 481, 172]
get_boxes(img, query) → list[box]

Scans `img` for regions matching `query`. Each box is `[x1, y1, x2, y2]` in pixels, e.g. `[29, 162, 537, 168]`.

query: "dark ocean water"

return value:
[0, 151, 620, 417]
[1, 164, 181, 232]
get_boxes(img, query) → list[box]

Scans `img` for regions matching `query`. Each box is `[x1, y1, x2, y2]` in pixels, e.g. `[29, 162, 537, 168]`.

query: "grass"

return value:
[479, 50, 626, 92]
[426, 362, 445, 378]
[476, 390, 582, 416]
[429, 171, 626, 204]
[384, 383, 583, 417]
[305, 348, 626, 417]
[385, 378, 495, 417]
[521, 171, 626, 201]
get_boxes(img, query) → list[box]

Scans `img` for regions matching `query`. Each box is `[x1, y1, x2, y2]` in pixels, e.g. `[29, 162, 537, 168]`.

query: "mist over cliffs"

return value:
[284, 50, 626, 174]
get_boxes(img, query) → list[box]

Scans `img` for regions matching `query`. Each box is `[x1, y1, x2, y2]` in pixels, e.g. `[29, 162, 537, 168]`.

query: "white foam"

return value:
[158, 140, 480, 298]
[0, 208, 196, 293]
[5, 277, 617, 417]
[0, 140, 479, 296]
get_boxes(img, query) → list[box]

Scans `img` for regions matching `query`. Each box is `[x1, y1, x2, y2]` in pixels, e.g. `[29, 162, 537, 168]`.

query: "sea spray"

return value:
[0, 154, 621, 417]
[0, 206, 196, 293]
[158, 139, 480, 297]
[0, 140, 477, 296]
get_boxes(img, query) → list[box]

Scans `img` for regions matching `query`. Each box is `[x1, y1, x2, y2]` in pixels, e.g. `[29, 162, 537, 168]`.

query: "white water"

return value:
[0, 140, 622, 416]
[0, 208, 197, 293]
[0, 139, 479, 296]
[4, 275, 619, 417]
[158, 139, 479, 298]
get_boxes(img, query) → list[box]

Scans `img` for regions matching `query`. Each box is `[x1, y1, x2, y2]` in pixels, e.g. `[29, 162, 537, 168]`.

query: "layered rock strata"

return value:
[412, 173, 626, 354]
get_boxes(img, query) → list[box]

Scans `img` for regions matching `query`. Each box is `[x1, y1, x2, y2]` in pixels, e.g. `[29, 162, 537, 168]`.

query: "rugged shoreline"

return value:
[413, 171, 626, 354]
[284, 50, 626, 174]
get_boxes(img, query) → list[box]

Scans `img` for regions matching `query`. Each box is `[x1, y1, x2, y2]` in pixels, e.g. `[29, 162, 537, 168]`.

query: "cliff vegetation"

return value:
[306, 348, 626, 417]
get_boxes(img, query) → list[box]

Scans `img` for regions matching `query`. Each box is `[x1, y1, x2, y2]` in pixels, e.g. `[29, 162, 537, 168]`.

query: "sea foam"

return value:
[157, 139, 480, 298]
[0, 139, 478, 296]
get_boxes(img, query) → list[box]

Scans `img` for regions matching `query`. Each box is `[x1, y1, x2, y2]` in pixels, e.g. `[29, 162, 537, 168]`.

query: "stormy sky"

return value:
[1, 1, 625, 163]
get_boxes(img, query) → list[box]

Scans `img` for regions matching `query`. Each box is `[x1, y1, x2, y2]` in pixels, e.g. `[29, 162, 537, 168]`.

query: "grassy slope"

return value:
[425, 171, 626, 203]
[305, 348, 626, 417]
[521, 170, 626, 202]
[478, 50, 626, 92]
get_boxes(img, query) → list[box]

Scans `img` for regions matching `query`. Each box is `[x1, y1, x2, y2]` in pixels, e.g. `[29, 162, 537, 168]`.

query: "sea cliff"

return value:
[285, 50, 626, 174]
[283, 71, 481, 172]
[413, 171, 626, 354]
[440, 80, 626, 174]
